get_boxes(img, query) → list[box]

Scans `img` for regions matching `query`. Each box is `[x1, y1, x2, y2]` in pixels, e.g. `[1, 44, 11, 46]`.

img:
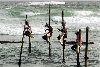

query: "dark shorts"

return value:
[42, 35, 47, 40]
[24, 31, 31, 36]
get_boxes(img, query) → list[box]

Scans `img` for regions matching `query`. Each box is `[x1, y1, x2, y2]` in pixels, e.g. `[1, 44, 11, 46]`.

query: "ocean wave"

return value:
[51, 16, 100, 23]
[51, 16, 62, 22]
[25, 1, 65, 6]
[20, 12, 45, 17]
[51, 16, 100, 31]
[74, 11, 93, 16]
[0, 23, 45, 35]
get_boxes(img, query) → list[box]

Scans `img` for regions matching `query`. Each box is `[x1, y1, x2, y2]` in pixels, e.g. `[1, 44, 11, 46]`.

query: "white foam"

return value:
[31, 26, 45, 35]
[74, 11, 93, 16]
[5, 8, 11, 10]
[51, 16, 62, 22]
[51, 16, 100, 23]
[0, 23, 23, 35]
[0, 23, 45, 35]
[49, 1, 65, 5]
[20, 12, 45, 17]
[26, 1, 65, 6]
[51, 16, 100, 31]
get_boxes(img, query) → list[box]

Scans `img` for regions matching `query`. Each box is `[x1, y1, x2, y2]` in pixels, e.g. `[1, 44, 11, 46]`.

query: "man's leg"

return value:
[47, 33, 50, 43]
[60, 35, 64, 45]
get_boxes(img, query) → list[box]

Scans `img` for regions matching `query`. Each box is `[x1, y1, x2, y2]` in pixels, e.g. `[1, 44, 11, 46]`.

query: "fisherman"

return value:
[71, 30, 82, 53]
[23, 19, 34, 38]
[57, 22, 67, 45]
[42, 23, 53, 43]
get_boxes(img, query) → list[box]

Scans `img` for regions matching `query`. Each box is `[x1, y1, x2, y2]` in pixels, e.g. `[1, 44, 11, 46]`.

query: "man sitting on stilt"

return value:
[71, 30, 82, 53]
[42, 23, 53, 43]
[57, 22, 67, 45]
[23, 19, 34, 38]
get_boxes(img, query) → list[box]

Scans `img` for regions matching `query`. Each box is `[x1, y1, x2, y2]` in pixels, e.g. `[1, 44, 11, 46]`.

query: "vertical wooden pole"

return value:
[49, 42, 51, 57]
[85, 26, 89, 67]
[18, 37, 23, 67]
[62, 10, 65, 63]
[62, 11, 64, 26]
[29, 36, 31, 53]
[18, 52, 21, 67]
[23, 31, 24, 38]
[77, 52, 80, 66]
[49, 4, 50, 26]
[48, 3, 51, 57]
[85, 60, 88, 67]
[62, 42, 65, 63]
[21, 37, 23, 54]
[77, 29, 81, 66]
[26, 15, 27, 19]
[85, 26, 89, 58]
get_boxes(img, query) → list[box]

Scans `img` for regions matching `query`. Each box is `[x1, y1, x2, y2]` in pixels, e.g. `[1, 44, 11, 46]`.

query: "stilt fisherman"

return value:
[71, 30, 82, 53]
[23, 19, 34, 38]
[57, 22, 67, 45]
[42, 23, 53, 43]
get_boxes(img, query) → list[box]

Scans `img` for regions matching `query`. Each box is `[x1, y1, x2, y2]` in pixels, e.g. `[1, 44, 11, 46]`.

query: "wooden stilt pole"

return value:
[85, 26, 89, 67]
[48, 3, 51, 57]
[18, 37, 23, 67]
[49, 42, 51, 57]
[29, 36, 31, 53]
[18, 15, 30, 67]
[62, 43, 65, 63]
[77, 52, 80, 66]
[18, 52, 21, 67]
[62, 10, 65, 63]
[26, 15, 27, 19]
[85, 26, 89, 59]
[21, 37, 23, 54]
[77, 29, 81, 66]
[85, 60, 88, 67]
[18, 15, 26, 67]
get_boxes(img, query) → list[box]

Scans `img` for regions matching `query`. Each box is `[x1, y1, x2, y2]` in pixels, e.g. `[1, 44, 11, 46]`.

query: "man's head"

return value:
[75, 30, 79, 35]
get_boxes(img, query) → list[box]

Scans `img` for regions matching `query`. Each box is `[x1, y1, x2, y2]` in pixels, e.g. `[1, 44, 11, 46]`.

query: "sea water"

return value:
[0, 1, 100, 67]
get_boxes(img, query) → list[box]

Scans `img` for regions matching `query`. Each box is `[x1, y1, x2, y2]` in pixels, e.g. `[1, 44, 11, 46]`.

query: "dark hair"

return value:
[75, 32, 79, 35]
